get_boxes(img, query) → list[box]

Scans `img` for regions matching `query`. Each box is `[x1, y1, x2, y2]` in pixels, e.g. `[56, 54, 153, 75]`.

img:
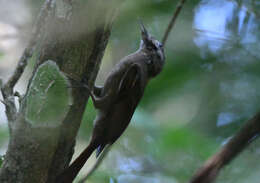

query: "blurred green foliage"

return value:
[0, 156, 2, 168]
[0, 127, 8, 168]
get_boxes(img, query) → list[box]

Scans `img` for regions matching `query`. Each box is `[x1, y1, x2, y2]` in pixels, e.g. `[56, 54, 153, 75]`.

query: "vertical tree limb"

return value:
[0, 0, 120, 182]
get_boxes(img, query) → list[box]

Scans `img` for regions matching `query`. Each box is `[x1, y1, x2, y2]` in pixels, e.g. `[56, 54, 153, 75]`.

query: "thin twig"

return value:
[1, 0, 55, 122]
[4, 0, 54, 90]
[162, 0, 187, 45]
[189, 112, 260, 183]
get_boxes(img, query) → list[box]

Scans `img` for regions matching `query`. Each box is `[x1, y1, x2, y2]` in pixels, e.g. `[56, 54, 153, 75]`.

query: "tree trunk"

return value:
[0, 0, 118, 182]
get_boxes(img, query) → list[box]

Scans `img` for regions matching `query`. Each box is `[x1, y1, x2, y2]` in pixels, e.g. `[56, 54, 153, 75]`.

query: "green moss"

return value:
[25, 60, 73, 126]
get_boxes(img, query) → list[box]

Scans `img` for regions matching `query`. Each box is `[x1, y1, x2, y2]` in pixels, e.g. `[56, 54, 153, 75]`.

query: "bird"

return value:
[56, 22, 165, 183]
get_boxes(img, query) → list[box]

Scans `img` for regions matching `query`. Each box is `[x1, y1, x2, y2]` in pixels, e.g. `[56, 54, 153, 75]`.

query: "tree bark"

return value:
[0, 0, 118, 182]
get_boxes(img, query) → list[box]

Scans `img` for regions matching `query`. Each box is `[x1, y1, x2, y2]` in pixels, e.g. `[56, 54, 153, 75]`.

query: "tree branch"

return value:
[0, 0, 118, 182]
[0, 0, 55, 122]
[161, 0, 187, 45]
[189, 111, 260, 183]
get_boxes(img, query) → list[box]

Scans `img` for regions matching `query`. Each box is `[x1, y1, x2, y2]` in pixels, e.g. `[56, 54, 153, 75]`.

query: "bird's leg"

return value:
[82, 84, 111, 109]
[93, 85, 103, 97]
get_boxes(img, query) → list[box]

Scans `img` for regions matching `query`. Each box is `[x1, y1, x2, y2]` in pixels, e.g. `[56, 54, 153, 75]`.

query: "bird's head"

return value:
[139, 22, 165, 77]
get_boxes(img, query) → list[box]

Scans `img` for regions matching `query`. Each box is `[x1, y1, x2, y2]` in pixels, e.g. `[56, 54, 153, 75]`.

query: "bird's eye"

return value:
[147, 43, 157, 51]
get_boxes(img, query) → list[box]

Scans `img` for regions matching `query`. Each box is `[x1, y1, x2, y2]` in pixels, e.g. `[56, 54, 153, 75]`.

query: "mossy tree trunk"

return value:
[0, 0, 119, 182]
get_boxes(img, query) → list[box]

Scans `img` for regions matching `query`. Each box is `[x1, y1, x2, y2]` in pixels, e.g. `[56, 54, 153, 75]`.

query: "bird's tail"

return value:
[56, 142, 97, 183]
[78, 144, 111, 183]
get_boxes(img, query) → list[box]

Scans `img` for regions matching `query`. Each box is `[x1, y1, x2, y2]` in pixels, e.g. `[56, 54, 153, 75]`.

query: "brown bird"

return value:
[57, 22, 165, 183]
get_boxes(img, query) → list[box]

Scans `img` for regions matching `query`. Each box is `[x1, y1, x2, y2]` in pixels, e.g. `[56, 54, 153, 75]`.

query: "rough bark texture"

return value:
[0, 0, 118, 182]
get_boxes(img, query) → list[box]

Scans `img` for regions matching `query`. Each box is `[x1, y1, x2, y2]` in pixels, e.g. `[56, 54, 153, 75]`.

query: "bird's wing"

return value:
[117, 63, 142, 100]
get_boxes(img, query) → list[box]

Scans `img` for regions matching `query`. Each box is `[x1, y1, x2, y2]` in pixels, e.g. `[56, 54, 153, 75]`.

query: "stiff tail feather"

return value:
[56, 142, 98, 183]
[78, 144, 111, 183]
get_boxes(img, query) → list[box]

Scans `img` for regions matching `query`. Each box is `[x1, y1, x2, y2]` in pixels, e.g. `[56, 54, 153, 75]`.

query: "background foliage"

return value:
[0, 0, 260, 182]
